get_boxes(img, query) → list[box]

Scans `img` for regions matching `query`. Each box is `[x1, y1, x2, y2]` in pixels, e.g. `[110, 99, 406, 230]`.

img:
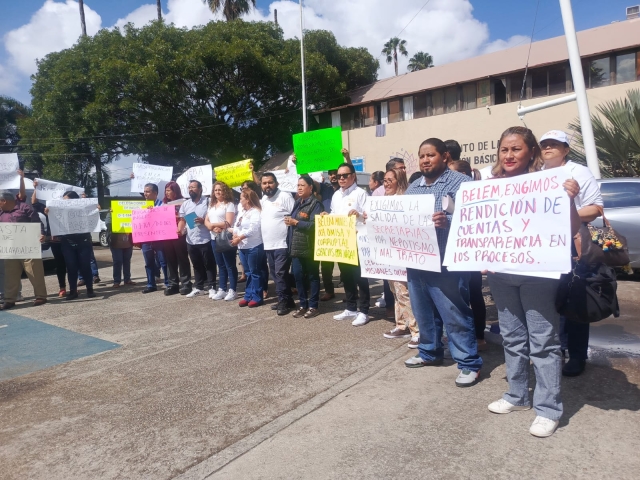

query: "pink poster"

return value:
[131, 204, 178, 243]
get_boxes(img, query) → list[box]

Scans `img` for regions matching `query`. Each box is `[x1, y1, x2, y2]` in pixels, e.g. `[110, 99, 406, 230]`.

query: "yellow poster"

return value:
[214, 159, 253, 188]
[111, 200, 153, 233]
[314, 214, 359, 266]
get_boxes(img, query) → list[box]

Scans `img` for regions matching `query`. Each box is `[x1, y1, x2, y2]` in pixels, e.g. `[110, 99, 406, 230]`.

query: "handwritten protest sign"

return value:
[293, 127, 343, 174]
[131, 205, 178, 243]
[356, 223, 406, 281]
[269, 169, 299, 193]
[0, 153, 20, 189]
[34, 178, 84, 201]
[314, 214, 358, 266]
[366, 195, 441, 273]
[176, 164, 213, 197]
[47, 198, 100, 236]
[443, 167, 573, 276]
[111, 200, 153, 233]
[0, 223, 41, 259]
[214, 160, 253, 189]
[131, 163, 173, 193]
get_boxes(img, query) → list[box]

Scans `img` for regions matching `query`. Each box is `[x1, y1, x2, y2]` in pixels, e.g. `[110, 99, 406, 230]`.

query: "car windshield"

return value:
[599, 182, 640, 209]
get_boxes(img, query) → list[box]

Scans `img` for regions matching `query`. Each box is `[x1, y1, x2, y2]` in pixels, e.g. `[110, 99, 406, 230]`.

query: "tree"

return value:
[382, 37, 407, 76]
[79, 0, 87, 37]
[569, 89, 640, 177]
[157, 0, 162, 21]
[0, 96, 31, 154]
[407, 51, 434, 72]
[203, 0, 256, 21]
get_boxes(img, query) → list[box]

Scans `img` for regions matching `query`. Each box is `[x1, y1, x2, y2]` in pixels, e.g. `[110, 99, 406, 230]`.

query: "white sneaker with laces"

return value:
[212, 289, 226, 300]
[488, 398, 532, 414]
[374, 296, 386, 308]
[333, 309, 358, 320]
[455, 369, 479, 387]
[186, 288, 205, 298]
[529, 416, 559, 438]
[351, 312, 369, 326]
[208, 288, 217, 299]
[224, 289, 237, 301]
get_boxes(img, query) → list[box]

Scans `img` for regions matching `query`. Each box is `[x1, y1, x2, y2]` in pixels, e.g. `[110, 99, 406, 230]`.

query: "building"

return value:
[314, 15, 640, 175]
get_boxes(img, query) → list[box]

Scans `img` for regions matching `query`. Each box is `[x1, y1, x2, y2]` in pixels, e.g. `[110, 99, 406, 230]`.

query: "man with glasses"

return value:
[322, 163, 370, 326]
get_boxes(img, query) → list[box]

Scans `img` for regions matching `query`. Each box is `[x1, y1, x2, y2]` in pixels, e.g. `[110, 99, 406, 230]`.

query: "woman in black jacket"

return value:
[285, 175, 324, 319]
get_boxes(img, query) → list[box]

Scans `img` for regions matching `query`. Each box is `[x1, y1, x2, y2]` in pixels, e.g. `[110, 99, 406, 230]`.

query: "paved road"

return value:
[1, 248, 639, 479]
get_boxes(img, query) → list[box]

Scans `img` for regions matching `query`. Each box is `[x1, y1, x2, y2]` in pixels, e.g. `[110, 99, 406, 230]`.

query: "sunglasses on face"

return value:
[336, 173, 352, 179]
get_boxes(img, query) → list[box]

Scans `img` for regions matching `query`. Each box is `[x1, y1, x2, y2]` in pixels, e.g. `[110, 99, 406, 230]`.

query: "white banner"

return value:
[47, 198, 100, 236]
[131, 163, 173, 193]
[443, 168, 573, 275]
[176, 165, 213, 197]
[269, 169, 299, 193]
[357, 223, 406, 281]
[34, 178, 84, 201]
[366, 195, 441, 273]
[0, 153, 20, 189]
[0, 223, 41, 259]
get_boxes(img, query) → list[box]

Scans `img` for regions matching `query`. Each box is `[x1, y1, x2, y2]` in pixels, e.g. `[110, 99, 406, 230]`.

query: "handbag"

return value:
[556, 262, 620, 324]
[573, 213, 629, 267]
[214, 222, 234, 252]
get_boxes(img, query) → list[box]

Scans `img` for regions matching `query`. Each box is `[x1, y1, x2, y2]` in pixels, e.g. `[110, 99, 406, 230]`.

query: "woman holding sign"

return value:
[162, 181, 193, 295]
[486, 126, 581, 438]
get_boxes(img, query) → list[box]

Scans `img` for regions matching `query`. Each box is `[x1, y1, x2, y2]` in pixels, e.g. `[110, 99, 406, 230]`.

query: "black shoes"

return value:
[65, 291, 79, 301]
[164, 287, 180, 296]
[179, 286, 192, 295]
[277, 301, 292, 316]
[562, 358, 586, 377]
[87, 290, 96, 298]
[142, 287, 158, 294]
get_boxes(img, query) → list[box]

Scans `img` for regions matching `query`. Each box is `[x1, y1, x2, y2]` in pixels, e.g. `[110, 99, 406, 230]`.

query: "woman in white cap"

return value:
[539, 129, 603, 377]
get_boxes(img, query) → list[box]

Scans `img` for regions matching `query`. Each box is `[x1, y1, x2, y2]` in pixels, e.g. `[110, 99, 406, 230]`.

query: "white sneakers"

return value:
[351, 312, 369, 326]
[211, 289, 226, 300]
[332, 310, 369, 326]
[186, 288, 205, 298]
[455, 369, 479, 387]
[333, 309, 357, 320]
[224, 289, 237, 301]
[488, 399, 558, 437]
[488, 399, 532, 414]
[208, 288, 217, 299]
[374, 295, 386, 308]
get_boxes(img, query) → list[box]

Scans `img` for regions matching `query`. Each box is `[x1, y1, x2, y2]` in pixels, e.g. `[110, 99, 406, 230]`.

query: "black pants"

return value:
[50, 242, 67, 289]
[563, 318, 590, 360]
[187, 241, 216, 291]
[383, 280, 395, 309]
[338, 262, 370, 314]
[469, 271, 487, 340]
[266, 248, 292, 303]
[321, 261, 335, 294]
[162, 236, 192, 289]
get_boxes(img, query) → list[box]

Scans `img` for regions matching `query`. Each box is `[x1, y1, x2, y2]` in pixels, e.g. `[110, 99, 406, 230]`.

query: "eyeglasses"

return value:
[383, 179, 395, 184]
[336, 173, 352, 179]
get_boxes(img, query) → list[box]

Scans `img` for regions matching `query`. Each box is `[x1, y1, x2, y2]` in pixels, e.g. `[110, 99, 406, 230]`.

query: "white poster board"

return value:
[47, 198, 100, 236]
[269, 169, 299, 193]
[176, 165, 213, 197]
[0, 153, 20, 189]
[0, 223, 41, 259]
[34, 178, 84, 201]
[443, 168, 573, 276]
[131, 163, 173, 194]
[366, 195, 441, 273]
[357, 223, 406, 281]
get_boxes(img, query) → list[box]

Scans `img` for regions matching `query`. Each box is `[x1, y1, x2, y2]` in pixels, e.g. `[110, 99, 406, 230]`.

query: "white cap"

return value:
[309, 172, 324, 183]
[540, 130, 569, 145]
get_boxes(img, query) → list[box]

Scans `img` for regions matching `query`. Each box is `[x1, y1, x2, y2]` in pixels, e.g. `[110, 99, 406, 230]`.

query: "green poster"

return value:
[293, 127, 344, 174]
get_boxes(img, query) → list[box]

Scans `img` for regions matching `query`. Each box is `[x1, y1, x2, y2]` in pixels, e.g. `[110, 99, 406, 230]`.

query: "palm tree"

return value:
[157, 0, 162, 21]
[203, 0, 257, 21]
[381, 37, 408, 76]
[78, 0, 87, 37]
[569, 89, 640, 177]
[407, 51, 434, 72]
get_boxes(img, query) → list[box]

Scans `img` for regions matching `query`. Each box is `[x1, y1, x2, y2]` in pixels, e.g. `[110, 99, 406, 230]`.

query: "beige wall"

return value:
[342, 81, 640, 174]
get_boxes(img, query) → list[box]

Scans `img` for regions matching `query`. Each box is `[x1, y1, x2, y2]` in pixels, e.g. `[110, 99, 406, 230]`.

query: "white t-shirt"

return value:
[207, 202, 236, 240]
[565, 161, 603, 209]
[260, 189, 295, 250]
[330, 183, 367, 216]
[233, 206, 262, 250]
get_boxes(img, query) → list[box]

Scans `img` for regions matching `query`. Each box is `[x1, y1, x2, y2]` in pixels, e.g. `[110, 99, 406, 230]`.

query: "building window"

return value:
[462, 83, 477, 110]
[388, 99, 402, 123]
[477, 80, 491, 107]
[403, 97, 414, 121]
[444, 87, 457, 114]
[616, 52, 637, 84]
[414, 94, 427, 119]
[331, 111, 341, 128]
[587, 57, 610, 88]
[548, 64, 567, 95]
[340, 108, 353, 131]
[493, 78, 507, 105]
[531, 69, 548, 98]
[431, 89, 444, 116]
[359, 104, 377, 127]
[508, 72, 525, 102]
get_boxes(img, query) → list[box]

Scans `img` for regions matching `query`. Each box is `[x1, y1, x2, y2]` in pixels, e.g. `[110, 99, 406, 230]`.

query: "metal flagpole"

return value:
[300, 0, 308, 132]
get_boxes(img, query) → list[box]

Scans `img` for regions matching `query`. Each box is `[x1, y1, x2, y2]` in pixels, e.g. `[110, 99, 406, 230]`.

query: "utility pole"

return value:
[300, 0, 307, 132]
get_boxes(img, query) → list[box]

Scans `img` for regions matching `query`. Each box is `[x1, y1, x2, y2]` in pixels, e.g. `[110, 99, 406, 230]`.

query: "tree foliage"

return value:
[382, 37, 407, 77]
[407, 51, 434, 72]
[0, 96, 31, 154]
[204, 0, 256, 21]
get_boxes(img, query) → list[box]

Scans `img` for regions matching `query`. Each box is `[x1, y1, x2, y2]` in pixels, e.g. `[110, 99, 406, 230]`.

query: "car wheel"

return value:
[99, 231, 110, 247]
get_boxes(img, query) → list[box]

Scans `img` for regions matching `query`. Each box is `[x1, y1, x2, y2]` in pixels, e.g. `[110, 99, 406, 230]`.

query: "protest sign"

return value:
[443, 167, 573, 275]
[213, 160, 253, 188]
[111, 200, 153, 233]
[268, 169, 299, 193]
[47, 198, 100, 236]
[131, 205, 178, 243]
[356, 223, 406, 281]
[366, 195, 441, 273]
[293, 127, 343, 174]
[314, 214, 358, 266]
[0, 153, 20, 189]
[0, 223, 42, 259]
[131, 163, 173, 193]
[34, 178, 84, 201]
[176, 164, 213, 197]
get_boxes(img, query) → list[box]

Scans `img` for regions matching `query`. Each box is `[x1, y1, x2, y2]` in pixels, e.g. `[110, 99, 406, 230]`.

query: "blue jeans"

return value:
[78, 248, 99, 281]
[239, 244, 266, 303]
[142, 242, 168, 288]
[487, 273, 563, 421]
[407, 268, 482, 371]
[211, 241, 238, 292]
[111, 247, 133, 284]
[61, 235, 94, 292]
[292, 256, 320, 309]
